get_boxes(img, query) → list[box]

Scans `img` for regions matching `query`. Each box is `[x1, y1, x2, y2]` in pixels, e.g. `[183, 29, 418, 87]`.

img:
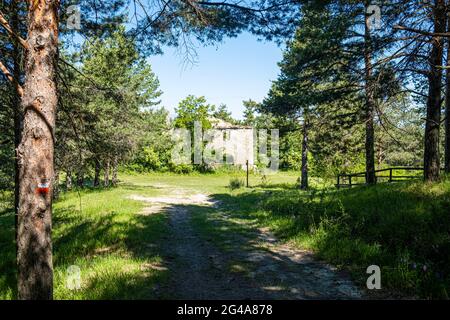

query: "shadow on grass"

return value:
[0, 195, 169, 300]
[0, 212, 16, 299]
[52, 207, 169, 299]
[205, 182, 450, 298]
[161, 200, 362, 299]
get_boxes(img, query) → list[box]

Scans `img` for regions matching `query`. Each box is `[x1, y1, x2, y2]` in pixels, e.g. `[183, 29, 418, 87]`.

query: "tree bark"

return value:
[104, 159, 110, 187]
[424, 0, 446, 182]
[364, 4, 376, 185]
[76, 170, 84, 188]
[11, 0, 23, 263]
[17, 0, 59, 300]
[112, 156, 118, 186]
[94, 159, 100, 187]
[300, 116, 309, 190]
[445, 16, 450, 174]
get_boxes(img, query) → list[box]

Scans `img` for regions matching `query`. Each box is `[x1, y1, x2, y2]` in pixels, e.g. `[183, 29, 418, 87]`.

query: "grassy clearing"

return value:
[1, 183, 169, 300]
[2, 171, 449, 299]
[1, 171, 299, 299]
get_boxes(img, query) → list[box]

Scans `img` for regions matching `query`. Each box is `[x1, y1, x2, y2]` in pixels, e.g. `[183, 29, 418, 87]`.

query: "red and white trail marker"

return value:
[36, 181, 50, 195]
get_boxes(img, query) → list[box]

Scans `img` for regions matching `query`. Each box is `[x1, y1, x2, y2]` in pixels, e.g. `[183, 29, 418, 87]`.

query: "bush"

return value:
[170, 163, 194, 174]
[0, 190, 13, 215]
[228, 178, 245, 190]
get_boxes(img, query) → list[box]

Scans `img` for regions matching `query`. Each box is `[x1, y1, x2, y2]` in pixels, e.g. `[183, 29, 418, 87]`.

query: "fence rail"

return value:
[336, 167, 425, 189]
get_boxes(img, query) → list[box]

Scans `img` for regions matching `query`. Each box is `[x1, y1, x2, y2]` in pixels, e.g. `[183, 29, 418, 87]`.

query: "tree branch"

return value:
[394, 24, 450, 38]
[0, 10, 29, 50]
[197, 0, 296, 13]
[0, 59, 23, 96]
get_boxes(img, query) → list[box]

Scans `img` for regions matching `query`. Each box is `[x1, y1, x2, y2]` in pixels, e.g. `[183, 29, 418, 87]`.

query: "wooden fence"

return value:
[336, 167, 425, 189]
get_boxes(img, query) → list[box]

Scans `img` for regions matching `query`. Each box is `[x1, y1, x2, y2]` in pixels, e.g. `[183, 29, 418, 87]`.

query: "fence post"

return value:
[337, 175, 340, 189]
[246, 160, 249, 188]
[348, 175, 352, 188]
[389, 168, 393, 183]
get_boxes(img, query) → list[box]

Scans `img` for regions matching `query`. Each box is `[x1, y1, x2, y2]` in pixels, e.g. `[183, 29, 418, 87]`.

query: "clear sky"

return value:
[148, 32, 284, 120]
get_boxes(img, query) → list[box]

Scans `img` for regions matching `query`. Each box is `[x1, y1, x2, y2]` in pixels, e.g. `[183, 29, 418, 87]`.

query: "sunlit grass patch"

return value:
[228, 260, 253, 276]
[0, 180, 169, 300]
[54, 254, 167, 300]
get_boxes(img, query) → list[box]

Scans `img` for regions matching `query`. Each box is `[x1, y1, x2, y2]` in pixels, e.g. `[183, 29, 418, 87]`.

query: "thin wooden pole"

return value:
[246, 160, 249, 188]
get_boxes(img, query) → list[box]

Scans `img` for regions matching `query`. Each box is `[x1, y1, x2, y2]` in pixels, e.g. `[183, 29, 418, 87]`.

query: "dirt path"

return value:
[129, 189, 363, 300]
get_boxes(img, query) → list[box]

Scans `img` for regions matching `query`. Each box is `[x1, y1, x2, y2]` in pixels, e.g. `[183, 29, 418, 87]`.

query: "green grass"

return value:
[206, 178, 450, 298]
[2, 171, 450, 299]
[0, 211, 15, 299]
[155, 171, 450, 298]
[1, 183, 169, 300]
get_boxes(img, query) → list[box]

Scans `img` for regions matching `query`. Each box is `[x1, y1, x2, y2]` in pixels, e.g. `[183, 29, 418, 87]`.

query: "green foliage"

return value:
[174, 95, 214, 129]
[213, 104, 235, 124]
[127, 1, 299, 55]
[136, 147, 163, 171]
[57, 27, 164, 184]
[241, 99, 259, 127]
[169, 163, 194, 174]
[171, 96, 248, 174]
[259, 4, 367, 178]
[228, 178, 245, 190]
[259, 3, 423, 178]
[0, 191, 12, 216]
[240, 99, 304, 171]
[0, 75, 14, 191]
[279, 129, 302, 171]
[130, 108, 173, 172]
[375, 101, 423, 167]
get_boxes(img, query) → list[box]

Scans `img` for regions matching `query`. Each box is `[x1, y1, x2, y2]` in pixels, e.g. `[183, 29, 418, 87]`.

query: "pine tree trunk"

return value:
[364, 5, 376, 185]
[112, 157, 118, 186]
[424, 0, 446, 182]
[94, 159, 100, 187]
[17, 0, 59, 300]
[76, 171, 84, 188]
[104, 160, 110, 187]
[300, 116, 309, 190]
[445, 17, 450, 174]
[12, 0, 22, 262]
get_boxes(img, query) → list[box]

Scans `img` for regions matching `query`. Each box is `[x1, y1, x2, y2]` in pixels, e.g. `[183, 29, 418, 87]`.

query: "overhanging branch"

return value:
[0, 59, 24, 96]
[394, 24, 450, 38]
[0, 10, 29, 50]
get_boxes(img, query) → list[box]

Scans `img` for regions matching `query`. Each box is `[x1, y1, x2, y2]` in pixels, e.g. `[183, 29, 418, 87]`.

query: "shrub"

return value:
[0, 191, 13, 215]
[170, 163, 194, 174]
[228, 178, 245, 190]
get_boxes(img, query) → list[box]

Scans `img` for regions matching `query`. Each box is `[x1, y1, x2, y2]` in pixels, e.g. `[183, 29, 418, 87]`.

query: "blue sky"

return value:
[149, 33, 284, 120]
